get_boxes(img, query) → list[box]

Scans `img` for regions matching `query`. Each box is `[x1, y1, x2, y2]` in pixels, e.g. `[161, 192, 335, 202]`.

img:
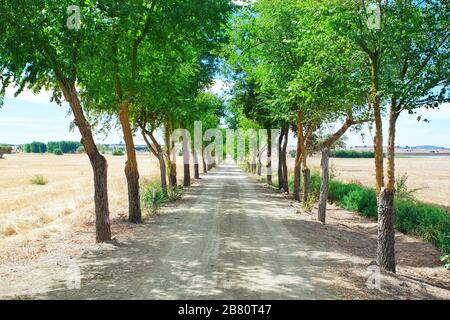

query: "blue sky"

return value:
[1, 84, 449, 147]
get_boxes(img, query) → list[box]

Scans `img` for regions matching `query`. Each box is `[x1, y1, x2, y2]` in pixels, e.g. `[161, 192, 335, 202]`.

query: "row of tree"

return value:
[23, 141, 81, 154]
[224, 0, 449, 272]
[0, 1, 232, 241]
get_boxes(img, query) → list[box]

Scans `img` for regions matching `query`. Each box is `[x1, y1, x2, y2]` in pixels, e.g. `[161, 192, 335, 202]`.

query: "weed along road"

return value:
[28, 160, 449, 300]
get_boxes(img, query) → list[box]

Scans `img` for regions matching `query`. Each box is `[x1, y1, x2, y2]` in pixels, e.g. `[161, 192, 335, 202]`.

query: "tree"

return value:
[0, 0, 111, 242]
[331, 0, 449, 271]
[0, 145, 12, 159]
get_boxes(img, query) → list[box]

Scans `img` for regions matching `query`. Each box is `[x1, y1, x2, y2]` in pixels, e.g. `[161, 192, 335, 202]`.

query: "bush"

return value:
[0, 145, 12, 159]
[330, 150, 374, 158]
[142, 182, 183, 214]
[326, 179, 449, 257]
[30, 174, 48, 185]
[53, 148, 63, 155]
[112, 148, 125, 156]
[142, 182, 167, 213]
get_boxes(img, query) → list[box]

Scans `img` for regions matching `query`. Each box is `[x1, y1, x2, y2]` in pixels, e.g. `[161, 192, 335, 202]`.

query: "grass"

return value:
[30, 174, 48, 185]
[269, 167, 449, 261]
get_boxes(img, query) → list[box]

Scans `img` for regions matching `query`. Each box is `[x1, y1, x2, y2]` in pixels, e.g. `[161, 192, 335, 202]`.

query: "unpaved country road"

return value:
[23, 161, 449, 299]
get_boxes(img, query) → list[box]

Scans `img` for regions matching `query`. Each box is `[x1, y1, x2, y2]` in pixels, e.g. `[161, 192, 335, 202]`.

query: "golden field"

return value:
[287, 156, 450, 209]
[0, 152, 187, 245]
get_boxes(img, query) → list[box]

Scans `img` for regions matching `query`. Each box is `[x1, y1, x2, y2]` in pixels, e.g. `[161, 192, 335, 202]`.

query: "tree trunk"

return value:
[318, 148, 330, 223]
[158, 151, 167, 193]
[282, 128, 289, 192]
[377, 188, 396, 272]
[267, 129, 272, 185]
[59, 80, 111, 242]
[294, 111, 304, 201]
[202, 145, 207, 173]
[182, 134, 190, 187]
[377, 100, 398, 272]
[193, 147, 200, 179]
[370, 56, 384, 194]
[118, 103, 141, 223]
[277, 128, 284, 190]
[302, 168, 310, 203]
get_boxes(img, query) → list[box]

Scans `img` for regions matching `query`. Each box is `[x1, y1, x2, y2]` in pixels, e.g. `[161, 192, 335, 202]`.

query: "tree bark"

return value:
[59, 80, 111, 242]
[302, 167, 311, 203]
[318, 148, 330, 223]
[118, 103, 141, 223]
[267, 129, 272, 185]
[370, 55, 385, 194]
[377, 100, 398, 273]
[294, 111, 304, 201]
[202, 145, 207, 173]
[182, 134, 190, 187]
[193, 146, 200, 179]
[282, 128, 289, 192]
[277, 128, 285, 190]
[377, 188, 396, 272]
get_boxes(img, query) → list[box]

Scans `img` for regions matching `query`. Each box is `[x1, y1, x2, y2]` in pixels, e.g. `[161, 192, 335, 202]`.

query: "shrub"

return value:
[330, 150, 374, 158]
[53, 148, 63, 155]
[0, 145, 12, 159]
[112, 148, 125, 156]
[142, 182, 183, 214]
[30, 174, 48, 185]
[326, 179, 449, 258]
[142, 182, 167, 213]
[288, 149, 296, 158]
[395, 173, 421, 202]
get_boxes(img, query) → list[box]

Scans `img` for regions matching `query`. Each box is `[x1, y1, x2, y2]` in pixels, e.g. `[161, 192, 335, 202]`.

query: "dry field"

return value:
[287, 156, 450, 209]
[0, 152, 189, 262]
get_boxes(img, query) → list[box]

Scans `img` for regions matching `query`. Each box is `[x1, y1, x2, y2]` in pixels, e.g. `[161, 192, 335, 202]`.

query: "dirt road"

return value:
[6, 160, 449, 299]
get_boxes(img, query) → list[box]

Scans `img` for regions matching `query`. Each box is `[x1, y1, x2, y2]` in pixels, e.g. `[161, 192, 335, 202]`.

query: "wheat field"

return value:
[0, 153, 190, 246]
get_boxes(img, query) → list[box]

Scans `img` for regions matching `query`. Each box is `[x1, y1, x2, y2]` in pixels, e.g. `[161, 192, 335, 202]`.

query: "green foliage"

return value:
[341, 188, 378, 218]
[330, 150, 374, 158]
[112, 148, 125, 156]
[47, 141, 80, 154]
[327, 179, 449, 256]
[24, 142, 47, 154]
[0, 145, 12, 158]
[30, 175, 47, 186]
[395, 173, 421, 202]
[142, 182, 167, 214]
[288, 150, 296, 158]
[441, 252, 450, 270]
[53, 148, 63, 156]
[142, 182, 183, 214]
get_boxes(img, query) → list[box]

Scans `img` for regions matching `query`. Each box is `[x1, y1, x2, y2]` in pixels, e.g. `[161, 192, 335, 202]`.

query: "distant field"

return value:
[287, 156, 450, 209]
[0, 153, 189, 247]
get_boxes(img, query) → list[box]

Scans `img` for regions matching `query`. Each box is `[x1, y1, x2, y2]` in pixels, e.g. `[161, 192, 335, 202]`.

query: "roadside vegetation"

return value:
[330, 150, 375, 158]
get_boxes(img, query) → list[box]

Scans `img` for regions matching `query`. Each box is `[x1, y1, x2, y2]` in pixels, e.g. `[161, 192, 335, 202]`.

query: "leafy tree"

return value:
[0, 145, 12, 159]
[0, 0, 111, 242]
